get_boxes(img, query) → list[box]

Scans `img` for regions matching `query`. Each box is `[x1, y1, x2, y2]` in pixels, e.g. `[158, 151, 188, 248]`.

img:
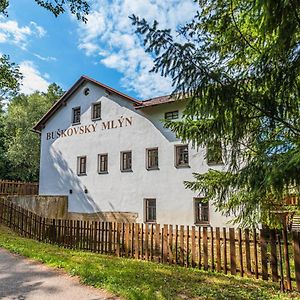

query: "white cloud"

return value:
[19, 61, 50, 94]
[78, 42, 100, 56]
[33, 53, 57, 62]
[30, 21, 46, 37]
[0, 17, 46, 49]
[76, 0, 196, 99]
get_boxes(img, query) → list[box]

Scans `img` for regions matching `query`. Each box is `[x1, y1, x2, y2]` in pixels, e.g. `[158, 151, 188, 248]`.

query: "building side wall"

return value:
[39, 82, 232, 227]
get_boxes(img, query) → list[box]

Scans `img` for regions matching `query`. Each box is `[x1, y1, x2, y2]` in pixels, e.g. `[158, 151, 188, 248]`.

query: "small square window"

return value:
[77, 156, 87, 175]
[145, 198, 156, 223]
[165, 110, 179, 120]
[92, 102, 101, 120]
[146, 148, 158, 170]
[207, 141, 223, 165]
[98, 154, 108, 173]
[175, 145, 189, 167]
[194, 198, 209, 224]
[72, 107, 81, 124]
[121, 151, 132, 172]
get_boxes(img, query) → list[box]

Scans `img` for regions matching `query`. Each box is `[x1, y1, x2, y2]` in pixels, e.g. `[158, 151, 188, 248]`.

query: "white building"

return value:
[34, 75, 231, 227]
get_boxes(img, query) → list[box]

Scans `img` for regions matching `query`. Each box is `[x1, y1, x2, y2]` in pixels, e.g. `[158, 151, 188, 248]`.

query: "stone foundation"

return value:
[2, 195, 138, 223]
[3, 195, 68, 219]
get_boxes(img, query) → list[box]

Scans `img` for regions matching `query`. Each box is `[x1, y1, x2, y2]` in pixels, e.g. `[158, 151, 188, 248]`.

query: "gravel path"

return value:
[0, 248, 122, 300]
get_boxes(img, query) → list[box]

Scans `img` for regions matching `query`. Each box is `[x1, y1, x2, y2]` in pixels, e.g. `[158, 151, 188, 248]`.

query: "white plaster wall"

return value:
[39, 82, 234, 228]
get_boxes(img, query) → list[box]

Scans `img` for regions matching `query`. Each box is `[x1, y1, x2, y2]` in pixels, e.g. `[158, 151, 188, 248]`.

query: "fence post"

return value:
[9, 202, 13, 228]
[270, 229, 279, 282]
[277, 233, 285, 292]
[253, 229, 259, 279]
[229, 228, 236, 275]
[203, 227, 208, 271]
[293, 231, 300, 292]
[282, 228, 292, 290]
[216, 227, 221, 272]
[180, 225, 184, 266]
[238, 228, 244, 277]
[260, 229, 268, 280]
[223, 228, 227, 274]
[0, 199, 3, 223]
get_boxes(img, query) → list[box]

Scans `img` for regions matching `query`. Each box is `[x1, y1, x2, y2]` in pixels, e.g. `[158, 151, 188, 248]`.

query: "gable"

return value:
[33, 75, 141, 133]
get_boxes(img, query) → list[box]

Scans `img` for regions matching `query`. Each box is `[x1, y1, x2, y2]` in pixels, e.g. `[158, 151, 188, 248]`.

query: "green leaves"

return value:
[133, 0, 300, 227]
[1, 85, 64, 181]
[33, 0, 89, 22]
[0, 55, 22, 100]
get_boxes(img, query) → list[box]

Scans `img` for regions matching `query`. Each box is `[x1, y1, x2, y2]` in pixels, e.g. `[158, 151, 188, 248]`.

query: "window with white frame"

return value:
[165, 110, 179, 120]
[77, 156, 87, 175]
[92, 102, 101, 120]
[98, 154, 108, 173]
[145, 198, 156, 223]
[121, 151, 132, 171]
[175, 145, 189, 167]
[146, 148, 158, 170]
[207, 141, 223, 165]
[72, 107, 81, 124]
[194, 198, 209, 224]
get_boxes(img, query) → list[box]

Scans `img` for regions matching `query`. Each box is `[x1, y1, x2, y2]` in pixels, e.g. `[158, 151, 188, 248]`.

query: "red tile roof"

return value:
[136, 94, 177, 109]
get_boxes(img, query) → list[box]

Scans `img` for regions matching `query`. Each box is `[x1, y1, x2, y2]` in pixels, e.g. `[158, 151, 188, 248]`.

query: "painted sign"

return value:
[46, 116, 132, 140]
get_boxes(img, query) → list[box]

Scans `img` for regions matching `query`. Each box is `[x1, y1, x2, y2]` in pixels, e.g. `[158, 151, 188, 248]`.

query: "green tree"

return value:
[1, 0, 89, 21]
[0, 55, 22, 101]
[0, 0, 88, 180]
[0, 0, 89, 106]
[3, 84, 64, 181]
[131, 1, 300, 227]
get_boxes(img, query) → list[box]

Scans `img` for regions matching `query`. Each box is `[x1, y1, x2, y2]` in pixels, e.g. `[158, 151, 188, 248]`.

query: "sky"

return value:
[0, 0, 197, 100]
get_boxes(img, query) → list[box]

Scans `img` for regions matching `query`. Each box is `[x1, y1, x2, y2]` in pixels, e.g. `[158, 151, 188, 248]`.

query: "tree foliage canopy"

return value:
[0, 55, 22, 101]
[0, 0, 89, 21]
[131, 0, 300, 227]
[1, 84, 64, 181]
[0, 0, 89, 105]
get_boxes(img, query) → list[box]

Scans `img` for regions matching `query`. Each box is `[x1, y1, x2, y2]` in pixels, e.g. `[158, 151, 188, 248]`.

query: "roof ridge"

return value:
[142, 94, 172, 102]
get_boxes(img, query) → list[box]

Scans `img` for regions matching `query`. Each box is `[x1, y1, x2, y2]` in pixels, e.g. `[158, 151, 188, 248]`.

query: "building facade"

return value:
[34, 76, 231, 227]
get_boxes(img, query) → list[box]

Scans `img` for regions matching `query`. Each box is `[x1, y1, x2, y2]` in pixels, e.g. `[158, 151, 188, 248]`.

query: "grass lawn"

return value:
[0, 225, 299, 300]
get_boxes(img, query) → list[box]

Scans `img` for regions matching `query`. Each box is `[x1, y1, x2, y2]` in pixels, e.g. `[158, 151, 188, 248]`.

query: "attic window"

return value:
[84, 88, 90, 96]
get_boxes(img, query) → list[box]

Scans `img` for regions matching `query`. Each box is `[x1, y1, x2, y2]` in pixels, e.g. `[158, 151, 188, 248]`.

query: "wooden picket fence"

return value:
[0, 180, 39, 196]
[1, 198, 300, 292]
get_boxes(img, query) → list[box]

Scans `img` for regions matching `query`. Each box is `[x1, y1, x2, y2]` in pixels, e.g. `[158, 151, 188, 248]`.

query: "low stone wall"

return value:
[2, 195, 138, 223]
[3, 195, 68, 219]
[68, 211, 138, 223]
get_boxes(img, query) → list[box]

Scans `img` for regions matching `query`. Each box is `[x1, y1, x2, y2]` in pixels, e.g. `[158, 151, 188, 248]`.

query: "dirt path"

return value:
[0, 248, 122, 300]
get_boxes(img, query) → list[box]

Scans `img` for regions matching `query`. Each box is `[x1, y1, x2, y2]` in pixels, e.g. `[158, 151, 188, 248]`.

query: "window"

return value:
[175, 145, 189, 167]
[194, 198, 209, 224]
[72, 107, 81, 124]
[145, 198, 156, 223]
[207, 141, 223, 165]
[146, 148, 158, 170]
[92, 102, 101, 120]
[165, 110, 179, 120]
[84, 88, 90, 96]
[77, 156, 87, 175]
[98, 154, 108, 173]
[121, 151, 132, 171]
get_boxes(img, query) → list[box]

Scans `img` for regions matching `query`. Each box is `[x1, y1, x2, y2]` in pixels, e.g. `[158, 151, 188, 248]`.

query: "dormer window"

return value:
[72, 107, 81, 124]
[165, 110, 179, 120]
[91, 102, 101, 120]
